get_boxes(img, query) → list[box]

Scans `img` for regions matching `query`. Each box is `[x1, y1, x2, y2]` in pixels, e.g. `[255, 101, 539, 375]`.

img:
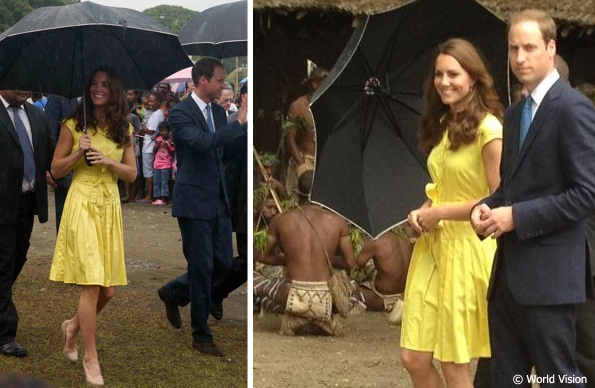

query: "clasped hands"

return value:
[78, 134, 113, 166]
[470, 204, 514, 238]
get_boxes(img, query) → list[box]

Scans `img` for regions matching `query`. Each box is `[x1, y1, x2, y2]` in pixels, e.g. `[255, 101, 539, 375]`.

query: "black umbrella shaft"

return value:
[78, 32, 92, 167]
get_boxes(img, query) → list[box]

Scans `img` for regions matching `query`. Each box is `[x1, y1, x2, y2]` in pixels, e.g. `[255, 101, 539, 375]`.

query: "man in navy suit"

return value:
[471, 10, 595, 387]
[157, 58, 247, 356]
[0, 90, 54, 358]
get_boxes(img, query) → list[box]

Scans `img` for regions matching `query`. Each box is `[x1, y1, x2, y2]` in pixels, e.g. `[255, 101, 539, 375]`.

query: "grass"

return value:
[0, 257, 247, 388]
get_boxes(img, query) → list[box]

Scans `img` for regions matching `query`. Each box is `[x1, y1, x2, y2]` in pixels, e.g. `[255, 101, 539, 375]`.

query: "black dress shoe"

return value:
[192, 340, 223, 357]
[1, 341, 28, 358]
[158, 286, 181, 329]
[210, 298, 223, 320]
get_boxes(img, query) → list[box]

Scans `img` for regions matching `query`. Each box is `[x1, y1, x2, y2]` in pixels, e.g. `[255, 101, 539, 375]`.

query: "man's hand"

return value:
[46, 171, 57, 188]
[472, 204, 514, 238]
[237, 93, 248, 125]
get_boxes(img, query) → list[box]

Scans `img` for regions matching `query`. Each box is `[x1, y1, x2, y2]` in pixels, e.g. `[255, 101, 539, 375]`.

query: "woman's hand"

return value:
[78, 134, 91, 156]
[86, 147, 114, 167]
[408, 207, 441, 234]
[408, 208, 424, 234]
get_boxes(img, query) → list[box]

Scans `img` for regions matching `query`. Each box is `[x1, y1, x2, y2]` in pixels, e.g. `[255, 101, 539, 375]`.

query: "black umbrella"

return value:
[0, 1, 193, 98]
[310, 0, 508, 238]
[178, 0, 247, 58]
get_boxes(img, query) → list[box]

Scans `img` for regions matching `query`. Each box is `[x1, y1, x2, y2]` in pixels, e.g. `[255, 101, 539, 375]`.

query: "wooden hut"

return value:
[254, 0, 595, 153]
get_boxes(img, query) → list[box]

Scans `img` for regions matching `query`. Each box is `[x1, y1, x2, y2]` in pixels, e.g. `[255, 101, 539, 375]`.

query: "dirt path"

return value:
[253, 311, 414, 388]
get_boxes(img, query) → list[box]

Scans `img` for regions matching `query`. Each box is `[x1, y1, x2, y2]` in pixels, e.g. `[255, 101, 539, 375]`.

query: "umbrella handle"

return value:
[253, 146, 283, 214]
[83, 149, 93, 166]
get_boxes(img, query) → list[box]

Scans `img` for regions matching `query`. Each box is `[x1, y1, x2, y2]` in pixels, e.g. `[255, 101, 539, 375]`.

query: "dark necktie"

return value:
[205, 104, 215, 133]
[10, 105, 36, 181]
[519, 95, 533, 150]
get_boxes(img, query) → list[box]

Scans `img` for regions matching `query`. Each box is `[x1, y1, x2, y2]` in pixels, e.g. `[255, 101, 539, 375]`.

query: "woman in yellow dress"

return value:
[49, 67, 136, 387]
[400, 38, 504, 387]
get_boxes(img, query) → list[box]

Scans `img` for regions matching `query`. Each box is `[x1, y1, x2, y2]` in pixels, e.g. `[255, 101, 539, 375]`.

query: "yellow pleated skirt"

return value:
[49, 176, 127, 287]
[400, 221, 494, 363]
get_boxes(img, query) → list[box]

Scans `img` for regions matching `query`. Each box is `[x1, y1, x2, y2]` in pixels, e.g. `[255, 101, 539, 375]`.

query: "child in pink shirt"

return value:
[152, 121, 175, 205]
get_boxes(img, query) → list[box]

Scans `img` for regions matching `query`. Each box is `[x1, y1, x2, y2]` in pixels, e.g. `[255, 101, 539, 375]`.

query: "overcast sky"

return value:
[83, 0, 239, 12]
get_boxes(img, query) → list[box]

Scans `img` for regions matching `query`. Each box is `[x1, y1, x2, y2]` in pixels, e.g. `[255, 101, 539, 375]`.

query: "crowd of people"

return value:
[253, 9, 595, 388]
[0, 58, 248, 387]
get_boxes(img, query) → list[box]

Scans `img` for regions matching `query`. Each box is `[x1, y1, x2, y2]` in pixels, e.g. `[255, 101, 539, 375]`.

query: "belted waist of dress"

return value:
[74, 175, 116, 202]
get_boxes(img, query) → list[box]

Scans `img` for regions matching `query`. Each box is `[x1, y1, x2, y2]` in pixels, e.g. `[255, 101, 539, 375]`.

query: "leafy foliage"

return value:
[0, 0, 75, 33]
[282, 116, 308, 133]
[253, 184, 271, 214]
[254, 152, 278, 168]
[142, 5, 198, 34]
[350, 227, 364, 255]
[254, 229, 268, 254]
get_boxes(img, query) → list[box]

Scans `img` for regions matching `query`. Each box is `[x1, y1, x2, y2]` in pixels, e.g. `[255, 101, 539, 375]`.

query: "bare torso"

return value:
[275, 205, 348, 282]
[360, 233, 413, 295]
[287, 95, 316, 157]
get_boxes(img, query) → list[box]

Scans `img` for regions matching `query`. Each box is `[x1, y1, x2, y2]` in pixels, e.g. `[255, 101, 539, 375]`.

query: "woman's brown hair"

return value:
[70, 66, 131, 148]
[418, 38, 503, 154]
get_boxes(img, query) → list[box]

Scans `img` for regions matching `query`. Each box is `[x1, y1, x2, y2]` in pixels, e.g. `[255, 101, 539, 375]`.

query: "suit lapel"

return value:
[506, 80, 562, 180]
[0, 103, 20, 145]
[188, 97, 210, 133]
[212, 104, 226, 130]
[504, 103, 522, 181]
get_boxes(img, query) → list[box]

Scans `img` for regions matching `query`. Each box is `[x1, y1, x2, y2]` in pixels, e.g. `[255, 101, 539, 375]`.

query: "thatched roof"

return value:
[253, 0, 595, 30]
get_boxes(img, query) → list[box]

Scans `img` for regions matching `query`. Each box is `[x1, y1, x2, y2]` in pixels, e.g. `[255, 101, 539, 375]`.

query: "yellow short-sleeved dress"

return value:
[400, 114, 502, 363]
[50, 119, 131, 287]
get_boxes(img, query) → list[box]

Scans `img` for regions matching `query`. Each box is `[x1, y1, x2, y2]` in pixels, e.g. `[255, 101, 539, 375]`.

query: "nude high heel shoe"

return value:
[83, 359, 105, 387]
[61, 320, 78, 363]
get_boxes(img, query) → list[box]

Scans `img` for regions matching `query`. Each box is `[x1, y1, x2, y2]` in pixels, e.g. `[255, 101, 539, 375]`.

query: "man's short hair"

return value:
[510, 9, 557, 44]
[240, 81, 248, 96]
[297, 170, 314, 197]
[192, 58, 225, 85]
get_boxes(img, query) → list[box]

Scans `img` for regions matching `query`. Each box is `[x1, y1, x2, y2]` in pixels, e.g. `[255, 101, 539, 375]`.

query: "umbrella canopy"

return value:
[0, 1, 193, 98]
[310, 0, 509, 238]
[161, 66, 193, 83]
[178, 0, 247, 58]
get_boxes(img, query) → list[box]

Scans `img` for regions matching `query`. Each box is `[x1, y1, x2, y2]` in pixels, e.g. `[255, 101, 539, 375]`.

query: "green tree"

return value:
[143, 5, 198, 34]
[0, 0, 75, 33]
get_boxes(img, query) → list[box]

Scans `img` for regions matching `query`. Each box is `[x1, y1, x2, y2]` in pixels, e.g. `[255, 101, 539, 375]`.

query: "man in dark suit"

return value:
[471, 10, 595, 387]
[210, 81, 248, 320]
[0, 90, 54, 358]
[156, 58, 247, 357]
